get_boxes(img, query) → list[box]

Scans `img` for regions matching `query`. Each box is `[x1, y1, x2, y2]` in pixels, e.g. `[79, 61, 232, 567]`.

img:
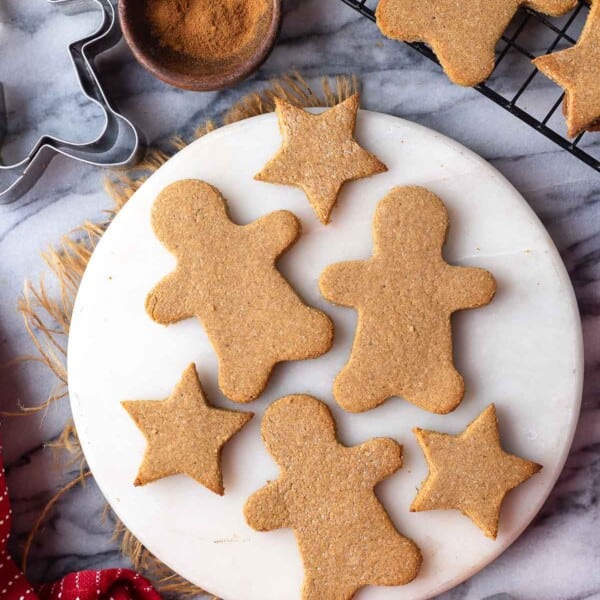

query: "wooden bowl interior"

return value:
[119, 0, 280, 91]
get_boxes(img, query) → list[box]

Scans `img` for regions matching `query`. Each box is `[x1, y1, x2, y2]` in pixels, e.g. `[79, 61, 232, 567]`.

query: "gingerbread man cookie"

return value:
[255, 94, 387, 225]
[319, 186, 496, 414]
[534, 0, 600, 137]
[376, 0, 577, 86]
[146, 180, 333, 403]
[244, 395, 422, 600]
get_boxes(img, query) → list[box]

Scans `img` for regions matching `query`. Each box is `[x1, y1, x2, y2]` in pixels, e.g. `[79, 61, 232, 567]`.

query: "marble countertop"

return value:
[0, 0, 598, 598]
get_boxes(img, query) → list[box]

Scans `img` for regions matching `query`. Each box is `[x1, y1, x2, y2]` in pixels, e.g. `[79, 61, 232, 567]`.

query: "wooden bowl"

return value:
[118, 0, 281, 91]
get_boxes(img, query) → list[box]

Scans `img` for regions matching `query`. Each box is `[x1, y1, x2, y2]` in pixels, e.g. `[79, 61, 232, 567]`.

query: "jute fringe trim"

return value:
[10, 73, 358, 598]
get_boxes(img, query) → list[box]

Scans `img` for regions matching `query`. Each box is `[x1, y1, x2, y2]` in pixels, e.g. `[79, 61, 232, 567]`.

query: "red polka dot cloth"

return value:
[0, 446, 161, 600]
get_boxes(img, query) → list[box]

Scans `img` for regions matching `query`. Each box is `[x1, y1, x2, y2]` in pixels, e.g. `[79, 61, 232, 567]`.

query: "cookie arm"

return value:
[319, 261, 366, 307]
[446, 266, 496, 311]
[244, 481, 289, 532]
[246, 210, 300, 259]
[145, 272, 195, 325]
[352, 438, 403, 483]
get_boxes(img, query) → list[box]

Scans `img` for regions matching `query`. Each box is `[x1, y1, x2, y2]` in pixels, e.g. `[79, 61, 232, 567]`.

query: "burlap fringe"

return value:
[10, 73, 358, 597]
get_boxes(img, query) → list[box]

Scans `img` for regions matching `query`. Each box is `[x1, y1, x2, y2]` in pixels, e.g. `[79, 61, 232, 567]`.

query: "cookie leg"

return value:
[217, 355, 273, 403]
[405, 363, 465, 414]
[373, 536, 422, 586]
[302, 573, 356, 600]
[433, 38, 497, 86]
[333, 362, 387, 413]
[282, 306, 333, 360]
[527, 0, 578, 16]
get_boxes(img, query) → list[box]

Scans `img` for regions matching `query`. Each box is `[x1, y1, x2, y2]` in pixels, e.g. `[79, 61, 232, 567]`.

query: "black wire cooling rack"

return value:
[339, 0, 600, 172]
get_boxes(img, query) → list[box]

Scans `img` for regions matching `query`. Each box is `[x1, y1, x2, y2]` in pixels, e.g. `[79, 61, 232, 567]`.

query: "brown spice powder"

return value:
[145, 0, 269, 60]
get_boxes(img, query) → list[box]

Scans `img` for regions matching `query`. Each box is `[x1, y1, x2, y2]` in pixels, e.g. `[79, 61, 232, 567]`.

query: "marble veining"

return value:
[0, 0, 598, 598]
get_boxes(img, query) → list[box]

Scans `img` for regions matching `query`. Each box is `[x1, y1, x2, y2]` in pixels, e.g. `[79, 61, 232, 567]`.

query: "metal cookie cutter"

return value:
[0, 0, 144, 205]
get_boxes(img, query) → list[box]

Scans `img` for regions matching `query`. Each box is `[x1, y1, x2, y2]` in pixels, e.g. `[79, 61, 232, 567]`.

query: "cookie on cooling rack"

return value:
[533, 0, 600, 137]
[375, 0, 578, 86]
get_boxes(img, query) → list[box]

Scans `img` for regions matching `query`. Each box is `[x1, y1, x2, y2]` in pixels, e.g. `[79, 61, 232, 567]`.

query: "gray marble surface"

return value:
[0, 0, 598, 598]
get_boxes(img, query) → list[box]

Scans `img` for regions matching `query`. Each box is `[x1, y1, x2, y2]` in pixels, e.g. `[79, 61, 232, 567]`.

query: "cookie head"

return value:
[151, 180, 229, 251]
[374, 186, 449, 258]
[261, 395, 337, 465]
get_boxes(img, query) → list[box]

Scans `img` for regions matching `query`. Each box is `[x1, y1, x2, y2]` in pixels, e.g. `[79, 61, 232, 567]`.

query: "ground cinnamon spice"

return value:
[145, 0, 269, 60]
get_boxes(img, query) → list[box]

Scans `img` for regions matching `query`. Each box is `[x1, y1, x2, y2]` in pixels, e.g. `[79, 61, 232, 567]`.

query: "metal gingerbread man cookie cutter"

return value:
[0, 0, 144, 205]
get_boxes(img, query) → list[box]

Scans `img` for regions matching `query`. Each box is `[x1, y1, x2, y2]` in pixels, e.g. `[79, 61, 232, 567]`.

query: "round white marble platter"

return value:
[68, 110, 583, 600]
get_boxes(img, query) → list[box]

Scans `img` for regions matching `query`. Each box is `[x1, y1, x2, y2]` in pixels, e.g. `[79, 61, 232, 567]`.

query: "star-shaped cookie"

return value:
[122, 363, 252, 494]
[533, 0, 600, 137]
[376, 0, 577, 86]
[254, 94, 387, 224]
[411, 404, 542, 539]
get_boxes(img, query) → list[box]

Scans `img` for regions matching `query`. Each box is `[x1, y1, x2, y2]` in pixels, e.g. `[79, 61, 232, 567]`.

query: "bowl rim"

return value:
[118, 0, 282, 92]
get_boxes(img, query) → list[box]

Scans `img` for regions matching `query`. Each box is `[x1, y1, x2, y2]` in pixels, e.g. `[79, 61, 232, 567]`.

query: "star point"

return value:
[411, 404, 541, 539]
[122, 363, 253, 495]
[255, 93, 387, 225]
